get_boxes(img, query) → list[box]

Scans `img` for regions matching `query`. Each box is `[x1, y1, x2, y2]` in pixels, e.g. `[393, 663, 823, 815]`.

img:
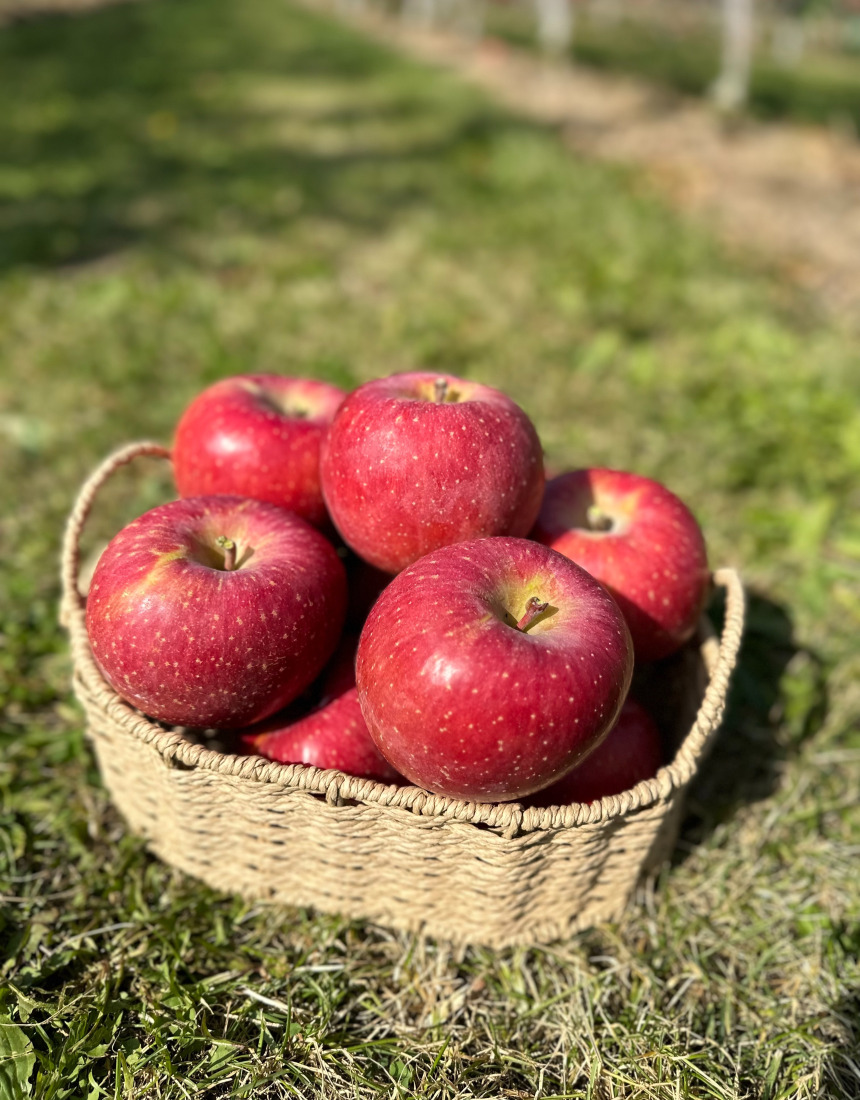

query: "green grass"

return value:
[1, 0, 859, 1095]
[488, 5, 860, 131]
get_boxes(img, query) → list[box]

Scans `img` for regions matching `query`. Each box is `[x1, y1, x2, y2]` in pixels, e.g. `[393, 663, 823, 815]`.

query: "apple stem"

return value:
[216, 536, 237, 571]
[586, 506, 615, 533]
[433, 377, 449, 404]
[516, 597, 549, 632]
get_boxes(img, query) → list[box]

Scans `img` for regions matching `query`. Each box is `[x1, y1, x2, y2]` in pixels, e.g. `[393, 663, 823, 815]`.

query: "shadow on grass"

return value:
[0, 0, 521, 273]
[823, 986, 860, 1097]
[674, 587, 828, 861]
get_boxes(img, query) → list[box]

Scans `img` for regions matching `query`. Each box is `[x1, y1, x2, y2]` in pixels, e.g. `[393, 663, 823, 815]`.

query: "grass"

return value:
[1, 0, 859, 1095]
[487, 4, 860, 131]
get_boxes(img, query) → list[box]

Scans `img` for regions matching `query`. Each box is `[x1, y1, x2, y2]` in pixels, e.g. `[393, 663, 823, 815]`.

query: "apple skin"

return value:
[241, 688, 402, 782]
[85, 495, 347, 729]
[319, 371, 545, 574]
[356, 537, 633, 802]
[532, 468, 709, 662]
[173, 374, 346, 528]
[236, 638, 402, 783]
[526, 698, 662, 806]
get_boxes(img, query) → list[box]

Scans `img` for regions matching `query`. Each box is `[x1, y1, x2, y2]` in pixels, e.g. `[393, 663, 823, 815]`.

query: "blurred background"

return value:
[1, 0, 858, 1096]
[416, 0, 860, 123]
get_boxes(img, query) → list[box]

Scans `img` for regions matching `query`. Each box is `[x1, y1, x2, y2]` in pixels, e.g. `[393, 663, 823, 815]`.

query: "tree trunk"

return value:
[589, 0, 621, 27]
[712, 0, 754, 111]
[402, 0, 438, 27]
[534, 0, 574, 56]
[771, 16, 806, 67]
[453, 0, 486, 41]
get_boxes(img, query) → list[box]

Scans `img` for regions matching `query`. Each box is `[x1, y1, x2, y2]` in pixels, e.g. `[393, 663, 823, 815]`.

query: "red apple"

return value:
[532, 469, 709, 661]
[356, 537, 633, 802]
[85, 495, 347, 729]
[527, 698, 662, 806]
[173, 374, 346, 528]
[320, 371, 545, 574]
[241, 688, 401, 781]
[237, 638, 402, 782]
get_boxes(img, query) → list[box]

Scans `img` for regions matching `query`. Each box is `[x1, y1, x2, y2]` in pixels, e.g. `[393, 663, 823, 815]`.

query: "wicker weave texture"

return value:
[62, 443, 745, 947]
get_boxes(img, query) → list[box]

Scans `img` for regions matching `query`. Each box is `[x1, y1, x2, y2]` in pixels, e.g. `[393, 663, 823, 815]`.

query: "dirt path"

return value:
[315, 3, 860, 321]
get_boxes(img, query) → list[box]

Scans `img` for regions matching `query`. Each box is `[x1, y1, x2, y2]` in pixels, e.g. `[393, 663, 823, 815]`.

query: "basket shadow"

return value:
[672, 586, 828, 865]
[821, 985, 860, 1097]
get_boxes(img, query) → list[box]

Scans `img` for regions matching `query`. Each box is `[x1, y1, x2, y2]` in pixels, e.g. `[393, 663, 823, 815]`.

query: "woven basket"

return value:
[61, 442, 745, 948]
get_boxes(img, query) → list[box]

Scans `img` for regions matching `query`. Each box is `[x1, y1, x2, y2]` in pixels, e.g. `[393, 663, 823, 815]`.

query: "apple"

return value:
[320, 371, 545, 574]
[527, 697, 662, 806]
[532, 468, 709, 661]
[237, 637, 402, 782]
[173, 374, 346, 528]
[85, 495, 347, 729]
[240, 688, 401, 782]
[356, 537, 633, 802]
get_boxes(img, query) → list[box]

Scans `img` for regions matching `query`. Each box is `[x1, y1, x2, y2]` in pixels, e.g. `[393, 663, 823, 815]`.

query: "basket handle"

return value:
[60, 442, 171, 627]
[659, 563, 745, 784]
[710, 566, 744, 667]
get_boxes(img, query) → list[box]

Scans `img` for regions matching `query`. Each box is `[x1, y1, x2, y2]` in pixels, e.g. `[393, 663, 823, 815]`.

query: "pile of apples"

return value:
[85, 371, 710, 806]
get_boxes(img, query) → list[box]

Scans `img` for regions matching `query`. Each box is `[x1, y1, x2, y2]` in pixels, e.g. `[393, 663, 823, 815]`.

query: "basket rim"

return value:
[61, 441, 745, 838]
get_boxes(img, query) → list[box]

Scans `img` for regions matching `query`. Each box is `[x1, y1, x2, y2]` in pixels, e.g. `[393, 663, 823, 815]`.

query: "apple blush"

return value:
[532, 468, 709, 661]
[173, 374, 346, 528]
[319, 371, 545, 574]
[355, 537, 634, 803]
[85, 495, 347, 729]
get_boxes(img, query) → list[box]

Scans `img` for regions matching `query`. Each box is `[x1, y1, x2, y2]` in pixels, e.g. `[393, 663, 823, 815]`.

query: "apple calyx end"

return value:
[247, 380, 311, 420]
[586, 505, 615, 533]
[216, 535, 237, 571]
[516, 596, 549, 633]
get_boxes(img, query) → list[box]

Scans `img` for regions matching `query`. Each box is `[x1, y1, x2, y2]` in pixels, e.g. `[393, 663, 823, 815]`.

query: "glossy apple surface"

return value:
[527, 698, 662, 805]
[173, 374, 346, 527]
[532, 468, 709, 661]
[320, 371, 544, 573]
[86, 495, 347, 729]
[237, 639, 402, 782]
[356, 537, 633, 802]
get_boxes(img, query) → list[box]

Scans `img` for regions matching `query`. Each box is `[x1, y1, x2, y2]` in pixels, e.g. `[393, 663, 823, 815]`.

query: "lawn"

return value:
[1, 0, 859, 1096]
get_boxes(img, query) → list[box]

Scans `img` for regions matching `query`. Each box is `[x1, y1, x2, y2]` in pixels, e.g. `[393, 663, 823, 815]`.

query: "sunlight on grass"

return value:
[0, 0, 858, 1096]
